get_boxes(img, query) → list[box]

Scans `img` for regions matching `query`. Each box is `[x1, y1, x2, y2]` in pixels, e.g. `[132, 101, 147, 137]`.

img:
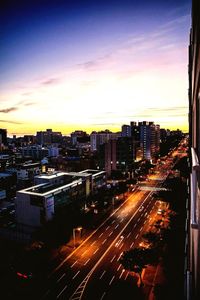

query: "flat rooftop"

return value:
[79, 169, 106, 177]
[18, 177, 82, 196]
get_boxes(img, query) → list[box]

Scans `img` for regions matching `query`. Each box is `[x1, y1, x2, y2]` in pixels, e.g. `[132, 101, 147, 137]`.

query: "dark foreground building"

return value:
[188, 0, 200, 299]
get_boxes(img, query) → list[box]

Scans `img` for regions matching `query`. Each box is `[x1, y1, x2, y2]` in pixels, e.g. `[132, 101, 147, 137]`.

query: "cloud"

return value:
[23, 101, 36, 106]
[131, 106, 188, 118]
[81, 60, 98, 70]
[91, 123, 120, 126]
[0, 101, 36, 115]
[41, 77, 59, 85]
[21, 92, 33, 96]
[144, 106, 188, 112]
[0, 119, 22, 124]
[0, 107, 18, 113]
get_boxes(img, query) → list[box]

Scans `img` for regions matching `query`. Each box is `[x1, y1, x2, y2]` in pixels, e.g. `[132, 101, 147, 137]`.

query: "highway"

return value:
[41, 168, 169, 299]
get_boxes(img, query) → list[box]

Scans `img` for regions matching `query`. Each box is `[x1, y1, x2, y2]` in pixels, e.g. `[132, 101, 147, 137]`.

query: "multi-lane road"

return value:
[40, 166, 170, 300]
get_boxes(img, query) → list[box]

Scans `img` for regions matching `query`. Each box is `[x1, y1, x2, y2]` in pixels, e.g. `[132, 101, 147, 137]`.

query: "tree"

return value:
[120, 247, 158, 286]
[142, 231, 160, 247]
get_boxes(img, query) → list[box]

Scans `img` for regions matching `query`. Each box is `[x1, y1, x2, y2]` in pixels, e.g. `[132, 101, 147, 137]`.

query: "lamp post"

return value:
[112, 196, 118, 208]
[73, 226, 82, 248]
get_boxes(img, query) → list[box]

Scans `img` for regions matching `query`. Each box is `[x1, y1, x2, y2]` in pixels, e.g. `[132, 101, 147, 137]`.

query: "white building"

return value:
[16, 169, 106, 227]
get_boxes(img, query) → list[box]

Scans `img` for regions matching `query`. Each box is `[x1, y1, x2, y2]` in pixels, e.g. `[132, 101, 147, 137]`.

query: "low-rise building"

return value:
[16, 169, 106, 227]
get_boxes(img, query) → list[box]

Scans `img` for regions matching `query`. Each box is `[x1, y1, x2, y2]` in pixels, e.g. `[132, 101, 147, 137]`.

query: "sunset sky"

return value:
[0, 0, 191, 136]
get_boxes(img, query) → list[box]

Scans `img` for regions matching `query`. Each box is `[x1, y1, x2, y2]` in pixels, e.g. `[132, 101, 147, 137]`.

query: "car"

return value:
[139, 206, 144, 212]
[139, 241, 150, 249]
[157, 208, 163, 215]
[16, 271, 33, 280]
[115, 235, 124, 247]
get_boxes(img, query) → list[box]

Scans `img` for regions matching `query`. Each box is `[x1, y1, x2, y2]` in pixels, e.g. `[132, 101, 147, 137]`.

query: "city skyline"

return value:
[1, 0, 190, 136]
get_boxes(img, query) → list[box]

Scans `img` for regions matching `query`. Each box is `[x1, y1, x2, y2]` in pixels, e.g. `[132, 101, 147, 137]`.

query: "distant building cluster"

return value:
[0, 121, 185, 235]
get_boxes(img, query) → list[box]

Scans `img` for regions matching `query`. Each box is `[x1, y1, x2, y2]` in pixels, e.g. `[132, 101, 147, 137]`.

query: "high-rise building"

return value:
[155, 124, 160, 154]
[105, 139, 117, 176]
[90, 130, 119, 152]
[116, 137, 135, 171]
[121, 124, 131, 137]
[0, 129, 7, 146]
[99, 137, 136, 175]
[71, 130, 89, 145]
[188, 0, 200, 299]
[139, 121, 160, 160]
[130, 121, 140, 141]
[36, 129, 62, 145]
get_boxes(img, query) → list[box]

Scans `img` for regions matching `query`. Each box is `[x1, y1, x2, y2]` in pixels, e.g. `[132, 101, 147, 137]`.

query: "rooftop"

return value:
[18, 177, 82, 196]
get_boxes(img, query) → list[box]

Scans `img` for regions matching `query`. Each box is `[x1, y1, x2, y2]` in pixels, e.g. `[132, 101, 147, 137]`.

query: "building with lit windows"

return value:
[121, 125, 131, 137]
[90, 130, 119, 152]
[139, 121, 160, 160]
[15, 169, 106, 227]
[36, 129, 62, 145]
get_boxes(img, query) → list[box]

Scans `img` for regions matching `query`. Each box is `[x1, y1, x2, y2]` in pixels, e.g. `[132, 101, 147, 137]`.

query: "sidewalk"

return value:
[142, 262, 166, 300]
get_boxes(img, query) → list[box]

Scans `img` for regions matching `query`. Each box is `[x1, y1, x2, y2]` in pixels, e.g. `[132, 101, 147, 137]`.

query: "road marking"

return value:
[57, 285, 68, 298]
[115, 224, 119, 229]
[119, 269, 125, 279]
[145, 212, 148, 216]
[135, 234, 139, 239]
[99, 270, 106, 279]
[84, 258, 90, 265]
[111, 255, 116, 262]
[109, 230, 113, 236]
[100, 292, 106, 300]
[133, 224, 136, 228]
[72, 270, 80, 280]
[119, 243, 124, 250]
[109, 275, 115, 285]
[81, 249, 88, 256]
[125, 272, 129, 280]
[70, 260, 77, 268]
[105, 225, 110, 231]
[91, 241, 96, 246]
[99, 233, 104, 238]
[130, 242, 134, 248]
[57, 273, 66, 283]
[102, 238, 107, 245]
[69, 189, 157, 297]
[117, 252, 123, 261]
[140, 226, 143, 232]
[94, 248, 99, 254]
[117, 265, 121, 271]
[48, 186, 152, 278]
[127, 232, 131, 238]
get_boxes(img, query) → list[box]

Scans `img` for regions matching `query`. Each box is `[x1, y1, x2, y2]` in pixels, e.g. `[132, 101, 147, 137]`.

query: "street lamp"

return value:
[112, 196, 118, 208]
[73, 226, 82, 248]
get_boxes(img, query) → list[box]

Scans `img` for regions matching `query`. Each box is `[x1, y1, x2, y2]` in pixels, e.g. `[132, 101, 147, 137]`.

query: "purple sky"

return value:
[0, 0, 191, 136]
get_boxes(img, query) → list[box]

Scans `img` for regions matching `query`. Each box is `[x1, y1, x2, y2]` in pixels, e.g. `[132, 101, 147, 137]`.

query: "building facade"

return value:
[15, 169, 106, 227]
[139, 121, 160, 160]
[90, 130, 119, 152]
[188, 0, 200, 299]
